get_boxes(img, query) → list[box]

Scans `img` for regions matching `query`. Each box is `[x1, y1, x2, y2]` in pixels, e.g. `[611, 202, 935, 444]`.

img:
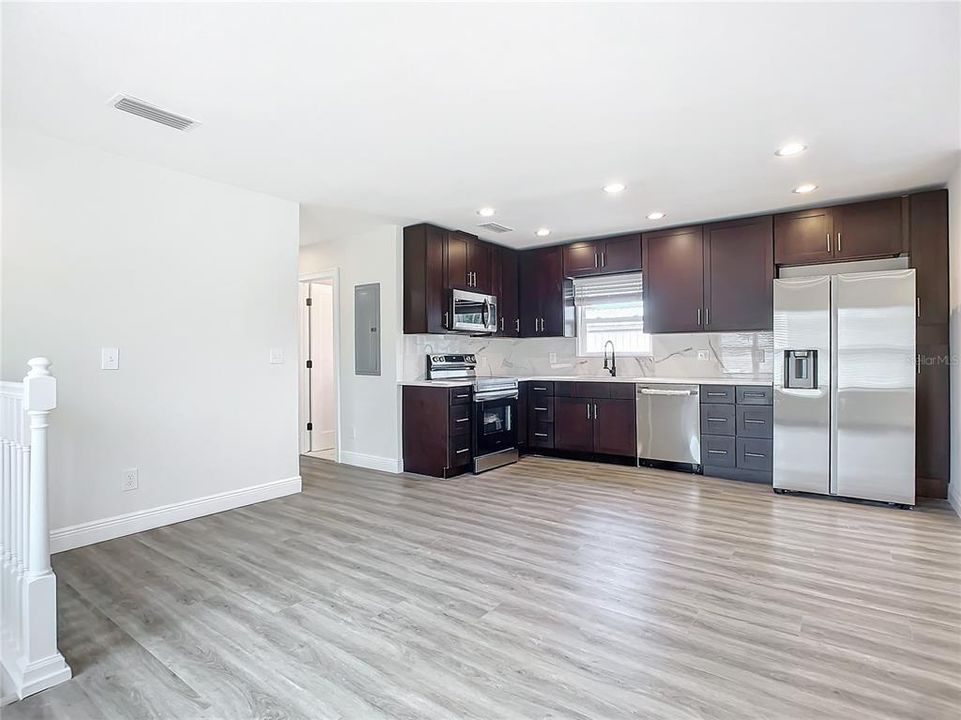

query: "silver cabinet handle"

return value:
[705, 307, 710, 326]
[744, 418, 766, 424]
[533, 386, 548, 391]
[594, 252, 599, 268]
[836, 232, 841, 253]
[707, 449, 728, 455]
[444, 311, 449, 328]
[745, 451, 766, 458]
[917, 297, 921, 319]
[455, 417, 469, 423]
[601, 252, 605, 267]
[455, 447, 470, 454]
[534, 432, 548, 438]
[706, 392, 726, 397]
[534, 406, 548, 411]
[743, 392, 766, 397]
[593, 403, 598, 419]
[826, 232, 831, 252]
[455, 393, 470, 399]
[500, 317, 504, 331]
[697, 308, 702, 326]
[707, 417, 728, 422]
[515, 318, 520, 333]
[586, 403, 591, 419]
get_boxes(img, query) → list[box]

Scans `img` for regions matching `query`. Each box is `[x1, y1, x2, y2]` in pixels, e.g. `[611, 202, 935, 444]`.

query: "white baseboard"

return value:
[949, 481, 961, 519]
[339, 451, 402, 474]
[50, 476, 302, 554]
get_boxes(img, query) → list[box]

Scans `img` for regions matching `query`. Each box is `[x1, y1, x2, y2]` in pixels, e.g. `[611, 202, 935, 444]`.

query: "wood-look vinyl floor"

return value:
[7, 455, 961, 720]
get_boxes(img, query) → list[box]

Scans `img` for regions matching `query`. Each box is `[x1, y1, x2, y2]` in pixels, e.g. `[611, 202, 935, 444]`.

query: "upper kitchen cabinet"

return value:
[446, 230, 492, 293]
[563, 234, 641, 277]
[832, 197, 905, 260]
[403, 223, 447, 334]
[519, 245, 568, 337]
[642, 226, 705, 333]
[773, 207, 834, 266]
[774, 197, 905, 266]
[909, 189, 949, 330]
[703, 216, 773, 331]
[491, 245, 520, 337]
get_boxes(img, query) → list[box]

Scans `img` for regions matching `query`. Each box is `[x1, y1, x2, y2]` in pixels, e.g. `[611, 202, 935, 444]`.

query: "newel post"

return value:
[23, 358, 55, 577]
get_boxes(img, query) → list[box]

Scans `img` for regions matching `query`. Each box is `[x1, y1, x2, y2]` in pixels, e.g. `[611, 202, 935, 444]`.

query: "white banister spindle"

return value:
[0, 358, 70, 703]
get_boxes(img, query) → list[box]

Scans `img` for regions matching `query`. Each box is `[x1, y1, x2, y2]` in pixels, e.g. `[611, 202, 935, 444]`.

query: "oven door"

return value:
[473, 391, 518, 458]
[450, 290, 497, 333]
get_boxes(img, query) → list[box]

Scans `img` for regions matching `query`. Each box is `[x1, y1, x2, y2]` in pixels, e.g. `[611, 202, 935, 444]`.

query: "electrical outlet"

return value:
[548, 352, 558, 364]
[122, 468, 139, 492]
[101, 347, 120, 370]
[268, 348, 284, 364]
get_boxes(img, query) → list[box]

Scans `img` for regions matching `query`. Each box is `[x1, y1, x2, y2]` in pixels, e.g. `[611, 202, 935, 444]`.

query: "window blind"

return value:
[572, 272, 643, 307]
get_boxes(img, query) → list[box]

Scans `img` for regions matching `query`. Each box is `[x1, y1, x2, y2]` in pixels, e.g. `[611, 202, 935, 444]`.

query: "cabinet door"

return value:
[774, 208, 834, 265]
[833, 197, 904, 260]
[642, 226, 704, 333]
[554, 397, 595, 452]
[446, 231, 472, 290]
[598, 234, 642, 274]
[469, 238, 493, 294]
[563, 241, 601, 277]
[909, 190, 949, 327]
[703, 216, 773, 331]
[538, 246, 567, 337]
[916, 343, 949, 498]
[518, 250, 541, 336]
[495, 246, 520, 336]
[592, 399, 636, 457]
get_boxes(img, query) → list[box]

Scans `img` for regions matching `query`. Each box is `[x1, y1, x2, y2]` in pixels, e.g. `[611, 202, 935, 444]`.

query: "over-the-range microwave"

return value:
[448, 288, 498, 334]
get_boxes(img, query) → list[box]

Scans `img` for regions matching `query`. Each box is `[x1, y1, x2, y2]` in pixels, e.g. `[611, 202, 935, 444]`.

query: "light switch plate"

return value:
[268, 348, 284, 364]
[101, 347, 120, 370]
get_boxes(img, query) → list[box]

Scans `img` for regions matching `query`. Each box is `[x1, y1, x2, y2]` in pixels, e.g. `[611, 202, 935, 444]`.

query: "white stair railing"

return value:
[1, 358, 71, 702]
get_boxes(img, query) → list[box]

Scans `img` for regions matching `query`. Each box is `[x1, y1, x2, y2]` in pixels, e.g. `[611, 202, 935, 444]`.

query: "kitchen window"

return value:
[573, 272, 652, 357]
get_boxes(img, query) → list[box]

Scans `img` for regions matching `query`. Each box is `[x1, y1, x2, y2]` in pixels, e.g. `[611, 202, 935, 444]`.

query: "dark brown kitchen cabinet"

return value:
[554, 397, 595, 452]
[703, 216, 773, 331]
[773, 208, 834, 266]
[402, 385, 472, 478]
[774, 198, 905, 266]
[447, 230, 492, 293]
[592, 399, 636, 457]
[403, 223, 448, 334]
[916, 343, 950, 499]
[491, 245, 520, 336]
[909, 190, 949, 328]
[519, 245, 567, 337]
[642, 226, 705, 333]
[563, 234, 641, 278]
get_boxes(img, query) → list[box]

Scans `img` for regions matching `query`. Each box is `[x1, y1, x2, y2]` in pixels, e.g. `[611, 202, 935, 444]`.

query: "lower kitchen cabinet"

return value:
[553, 383, 636, 458]
[700, 384, 773, 483]
[402, 385, 472, 478]
[592, 398, 636, 456]
[554, 397, 594, 452]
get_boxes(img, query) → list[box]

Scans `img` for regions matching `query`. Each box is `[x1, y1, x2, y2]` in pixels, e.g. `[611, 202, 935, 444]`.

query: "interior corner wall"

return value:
[948, 158, 961, 518]
[299, 219, 403, 472]
[1, 129, 302, 549]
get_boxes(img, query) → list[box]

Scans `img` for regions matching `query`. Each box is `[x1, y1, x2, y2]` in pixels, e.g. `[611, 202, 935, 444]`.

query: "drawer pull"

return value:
[744, 418, 766, 424]
[455, 418, 469, 423]
[743, 392, 767, 398]
[745, 451, 766, 459]
[455, 393, 470, 399]
[455, 448, 470, 454]
[534, 406, 548, 412]
[707, 417, 728, 422]
[706, 392, 727, 397]
[707, 449, 728, 455]
[534, 432, 548, 438]
[533, 386, 549, 391]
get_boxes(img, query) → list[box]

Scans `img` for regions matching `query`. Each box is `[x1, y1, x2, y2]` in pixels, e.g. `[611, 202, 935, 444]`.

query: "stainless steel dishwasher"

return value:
[636, 384, 701, 467]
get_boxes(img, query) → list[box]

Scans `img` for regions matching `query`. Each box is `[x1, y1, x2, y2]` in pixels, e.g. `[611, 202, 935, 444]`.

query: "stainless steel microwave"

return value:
[448, 289, 498, 334]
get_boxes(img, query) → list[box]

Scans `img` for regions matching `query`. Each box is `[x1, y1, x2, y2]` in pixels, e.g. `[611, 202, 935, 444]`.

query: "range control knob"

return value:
[432, 355, 441, 362]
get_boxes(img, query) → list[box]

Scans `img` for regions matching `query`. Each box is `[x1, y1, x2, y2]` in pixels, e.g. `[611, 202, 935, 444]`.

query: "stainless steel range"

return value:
[426, 354, 519, 473]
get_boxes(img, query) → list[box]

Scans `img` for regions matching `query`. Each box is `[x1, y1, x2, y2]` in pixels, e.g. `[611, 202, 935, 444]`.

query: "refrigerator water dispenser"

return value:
[784, 350, 816, 389]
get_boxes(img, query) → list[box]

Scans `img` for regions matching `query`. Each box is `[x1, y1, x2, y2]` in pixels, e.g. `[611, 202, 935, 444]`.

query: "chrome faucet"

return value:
[603, 340, 617, 377]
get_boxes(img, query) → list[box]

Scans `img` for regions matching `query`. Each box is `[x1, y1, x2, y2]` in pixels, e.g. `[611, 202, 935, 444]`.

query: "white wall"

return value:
[299, 218, 403, 472]
[1, 130, 302, 549]
[948, 158, 961, 518]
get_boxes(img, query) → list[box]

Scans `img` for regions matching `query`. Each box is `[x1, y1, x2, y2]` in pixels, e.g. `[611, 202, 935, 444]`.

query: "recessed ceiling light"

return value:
[603, 182, 626, 194]
[535, 228, 551, 237]
[646, 211, 666, 220]
[775, 142, 807, 157]
[793, 183, 818, 194]
[476, 207, 496, 217]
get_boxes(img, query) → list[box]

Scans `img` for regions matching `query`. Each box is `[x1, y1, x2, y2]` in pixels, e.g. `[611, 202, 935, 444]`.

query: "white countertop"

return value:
[400, 375, 772, 388]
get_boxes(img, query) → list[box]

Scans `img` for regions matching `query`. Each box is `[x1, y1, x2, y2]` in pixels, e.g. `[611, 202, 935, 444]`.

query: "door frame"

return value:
[299, 268, 342, 462]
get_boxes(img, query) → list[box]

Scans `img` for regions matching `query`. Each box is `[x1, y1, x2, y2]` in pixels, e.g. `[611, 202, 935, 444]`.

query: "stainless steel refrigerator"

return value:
[773, 269, 916, 506]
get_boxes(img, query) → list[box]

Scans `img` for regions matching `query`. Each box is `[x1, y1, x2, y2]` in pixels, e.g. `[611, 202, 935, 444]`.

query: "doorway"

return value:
[299, 270, 340, 461]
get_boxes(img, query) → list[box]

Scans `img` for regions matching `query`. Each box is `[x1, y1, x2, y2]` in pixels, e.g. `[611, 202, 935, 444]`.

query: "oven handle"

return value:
[473, 389, 519, 402]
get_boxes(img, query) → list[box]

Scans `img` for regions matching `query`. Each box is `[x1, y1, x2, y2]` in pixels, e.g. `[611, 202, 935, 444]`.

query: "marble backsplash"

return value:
[401, 332, 774, 381]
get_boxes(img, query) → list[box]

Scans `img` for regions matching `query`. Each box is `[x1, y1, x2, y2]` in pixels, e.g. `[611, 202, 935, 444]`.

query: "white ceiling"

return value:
[3, 2, 959, 248]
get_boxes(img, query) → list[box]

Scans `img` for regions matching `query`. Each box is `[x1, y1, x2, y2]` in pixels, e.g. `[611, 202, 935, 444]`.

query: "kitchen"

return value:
[400, 188, 948, 509]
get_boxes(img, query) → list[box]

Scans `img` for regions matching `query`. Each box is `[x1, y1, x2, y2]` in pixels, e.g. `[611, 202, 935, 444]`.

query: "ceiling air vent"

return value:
[110, 94, 199, 132]
[477, 222, 514, 234]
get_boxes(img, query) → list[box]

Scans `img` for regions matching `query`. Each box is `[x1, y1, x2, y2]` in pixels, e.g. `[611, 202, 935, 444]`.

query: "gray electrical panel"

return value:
[354, 283, 381, 376]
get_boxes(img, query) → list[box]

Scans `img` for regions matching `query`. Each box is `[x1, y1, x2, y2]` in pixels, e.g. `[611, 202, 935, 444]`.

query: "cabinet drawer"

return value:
[736, 386, 773, 405]
[702, 434, 736, 468]
[701, 385, 735, 404]
[609, 383, 636, 400]
[554, 382, 575, 398]
[449, 387, 473, 405]
[700, 403, 735, 436]
[529, 422, 555, 449]
[448, 438, 473, 466]
[737, 438, 772, 472]
[529, 398, 555, 423]
[449, 403, 472, 436]
[736, 406, 773, 439]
